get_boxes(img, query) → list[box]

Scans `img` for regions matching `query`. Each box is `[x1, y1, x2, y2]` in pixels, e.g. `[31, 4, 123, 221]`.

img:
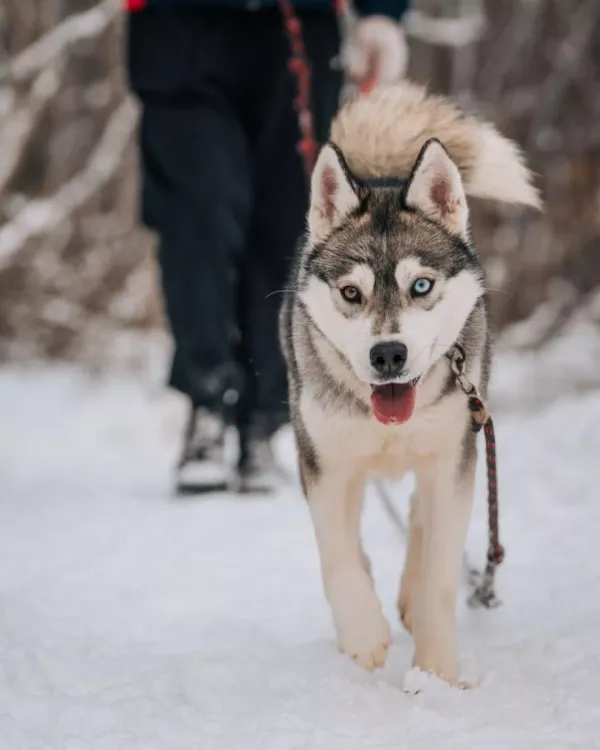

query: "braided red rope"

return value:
[445, 347, 505, 607]
[466, 395, 504, 607]
[470, 399, 504, 544]
[483, 417, 504, 566]
[278, 0, 319, 180]
[279, 0, 373, 182]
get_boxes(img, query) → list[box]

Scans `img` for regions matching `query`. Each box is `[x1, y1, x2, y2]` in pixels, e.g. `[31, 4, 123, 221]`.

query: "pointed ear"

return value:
[405, 139, 469, 240]
[308, 144, 360, 244]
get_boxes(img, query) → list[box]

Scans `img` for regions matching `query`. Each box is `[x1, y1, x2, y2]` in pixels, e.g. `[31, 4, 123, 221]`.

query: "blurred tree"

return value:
[0, 0, 598, 360]
[0, 0, 160, 363]
[408, 0, 600, 343]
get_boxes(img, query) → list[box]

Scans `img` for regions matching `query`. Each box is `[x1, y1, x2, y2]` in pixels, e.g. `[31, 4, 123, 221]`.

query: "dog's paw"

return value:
[412, 650, 460, 687]
[403, 666, 471, 694]
[337, 609, 391, 670]
[334, 597, 391, 670]
[326, 572, 391, 670]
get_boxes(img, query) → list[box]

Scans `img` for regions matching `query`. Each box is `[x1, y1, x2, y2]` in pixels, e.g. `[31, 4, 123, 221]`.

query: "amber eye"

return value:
[340, 285, 362, 304]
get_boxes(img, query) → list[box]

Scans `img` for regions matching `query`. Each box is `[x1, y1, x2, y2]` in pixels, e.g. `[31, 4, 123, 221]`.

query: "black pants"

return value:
[126, 8, 341, 437]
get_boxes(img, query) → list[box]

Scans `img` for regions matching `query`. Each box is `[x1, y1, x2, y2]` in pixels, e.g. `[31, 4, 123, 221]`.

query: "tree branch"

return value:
[0, 66, 63, 193]
[1, 0, 120, 84]
[0, 98, 138, 269]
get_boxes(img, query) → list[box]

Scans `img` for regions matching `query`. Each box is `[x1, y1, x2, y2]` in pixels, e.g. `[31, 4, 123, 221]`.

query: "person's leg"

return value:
[127, 9, 252, 490]
[235, 10, 342, 491]
[140, 102, 250, 411]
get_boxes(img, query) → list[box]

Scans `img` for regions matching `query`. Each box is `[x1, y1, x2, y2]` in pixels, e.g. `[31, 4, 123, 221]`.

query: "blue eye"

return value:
[411, 278, 434, 297]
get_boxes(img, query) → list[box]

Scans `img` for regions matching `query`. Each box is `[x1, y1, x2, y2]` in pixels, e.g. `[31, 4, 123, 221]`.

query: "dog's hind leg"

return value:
[346, 481, 372, 581]
[307, 466, 391, 671]
[397, 487, 423, 634]
[411, 443, 476, 686]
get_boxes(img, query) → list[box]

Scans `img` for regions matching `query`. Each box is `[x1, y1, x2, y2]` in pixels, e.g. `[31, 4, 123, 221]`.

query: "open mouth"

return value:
[370, 379, 419, 425]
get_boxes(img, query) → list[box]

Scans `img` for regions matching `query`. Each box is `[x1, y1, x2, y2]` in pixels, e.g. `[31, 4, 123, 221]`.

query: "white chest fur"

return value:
[300, 376, 470, 481]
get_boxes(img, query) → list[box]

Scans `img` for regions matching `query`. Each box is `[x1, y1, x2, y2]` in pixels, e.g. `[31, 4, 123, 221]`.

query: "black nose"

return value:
[369, 341, 408, 377]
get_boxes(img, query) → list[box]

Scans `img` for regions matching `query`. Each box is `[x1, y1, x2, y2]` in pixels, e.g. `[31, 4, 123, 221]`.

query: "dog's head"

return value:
[300, 139, 484, 425]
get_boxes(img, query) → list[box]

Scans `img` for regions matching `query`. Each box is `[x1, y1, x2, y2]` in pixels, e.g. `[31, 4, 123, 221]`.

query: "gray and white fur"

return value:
[280, 82, 540, 686]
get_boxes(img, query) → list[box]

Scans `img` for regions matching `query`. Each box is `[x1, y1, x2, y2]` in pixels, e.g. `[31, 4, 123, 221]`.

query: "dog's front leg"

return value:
[398, 487, 423, 634]
[411, 445, 476, 685]
[308, 467, 391, 670]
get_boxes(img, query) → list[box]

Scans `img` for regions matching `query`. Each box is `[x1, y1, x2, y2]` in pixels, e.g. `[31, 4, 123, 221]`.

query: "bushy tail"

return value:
[330, 82, 541, 210]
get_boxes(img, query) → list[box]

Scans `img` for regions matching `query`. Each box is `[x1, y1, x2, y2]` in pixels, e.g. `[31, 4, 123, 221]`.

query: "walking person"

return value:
[125, 0, 410, 494]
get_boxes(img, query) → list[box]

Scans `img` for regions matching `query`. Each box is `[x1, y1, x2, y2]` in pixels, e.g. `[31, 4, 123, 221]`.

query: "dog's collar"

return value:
[357, 176, 408, 190]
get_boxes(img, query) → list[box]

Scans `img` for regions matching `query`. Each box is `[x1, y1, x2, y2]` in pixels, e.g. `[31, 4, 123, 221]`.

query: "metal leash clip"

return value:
[448, 345, 489, 430]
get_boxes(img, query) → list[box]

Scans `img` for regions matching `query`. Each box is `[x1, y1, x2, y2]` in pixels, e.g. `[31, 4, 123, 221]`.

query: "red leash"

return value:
[279, 0, 375, 182]
[449, 345, 505, 608]
[278, 0, 320, 179]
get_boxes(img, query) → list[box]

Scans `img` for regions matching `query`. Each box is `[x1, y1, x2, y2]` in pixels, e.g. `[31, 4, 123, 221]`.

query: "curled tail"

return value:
[330, 82, 541, 210]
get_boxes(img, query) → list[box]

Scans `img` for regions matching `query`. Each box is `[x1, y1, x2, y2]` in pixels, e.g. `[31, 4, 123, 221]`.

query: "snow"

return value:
[2, 345, 600, 749]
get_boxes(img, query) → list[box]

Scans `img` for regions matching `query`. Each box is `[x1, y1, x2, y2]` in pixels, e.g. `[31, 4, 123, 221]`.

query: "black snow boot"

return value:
[176, 406, 230, 494]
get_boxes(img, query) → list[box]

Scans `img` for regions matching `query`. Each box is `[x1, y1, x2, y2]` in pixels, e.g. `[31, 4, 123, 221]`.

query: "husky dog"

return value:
[280, 83, 540, 685]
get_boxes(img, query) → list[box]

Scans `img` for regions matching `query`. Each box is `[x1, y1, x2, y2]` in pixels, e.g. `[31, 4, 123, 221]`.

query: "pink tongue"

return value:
[370, 383, 416, 425]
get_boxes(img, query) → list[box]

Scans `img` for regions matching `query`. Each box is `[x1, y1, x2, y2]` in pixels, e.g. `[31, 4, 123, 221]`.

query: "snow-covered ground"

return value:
[2, 340, 600, 750]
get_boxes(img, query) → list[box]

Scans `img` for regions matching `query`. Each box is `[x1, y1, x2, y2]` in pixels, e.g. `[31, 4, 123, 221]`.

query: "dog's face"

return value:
[300, 140, 484, 424]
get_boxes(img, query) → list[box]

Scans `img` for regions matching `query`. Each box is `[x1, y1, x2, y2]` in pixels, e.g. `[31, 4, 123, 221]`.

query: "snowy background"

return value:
[2, 1, 600, 748]
[3, 328, 600, 749]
